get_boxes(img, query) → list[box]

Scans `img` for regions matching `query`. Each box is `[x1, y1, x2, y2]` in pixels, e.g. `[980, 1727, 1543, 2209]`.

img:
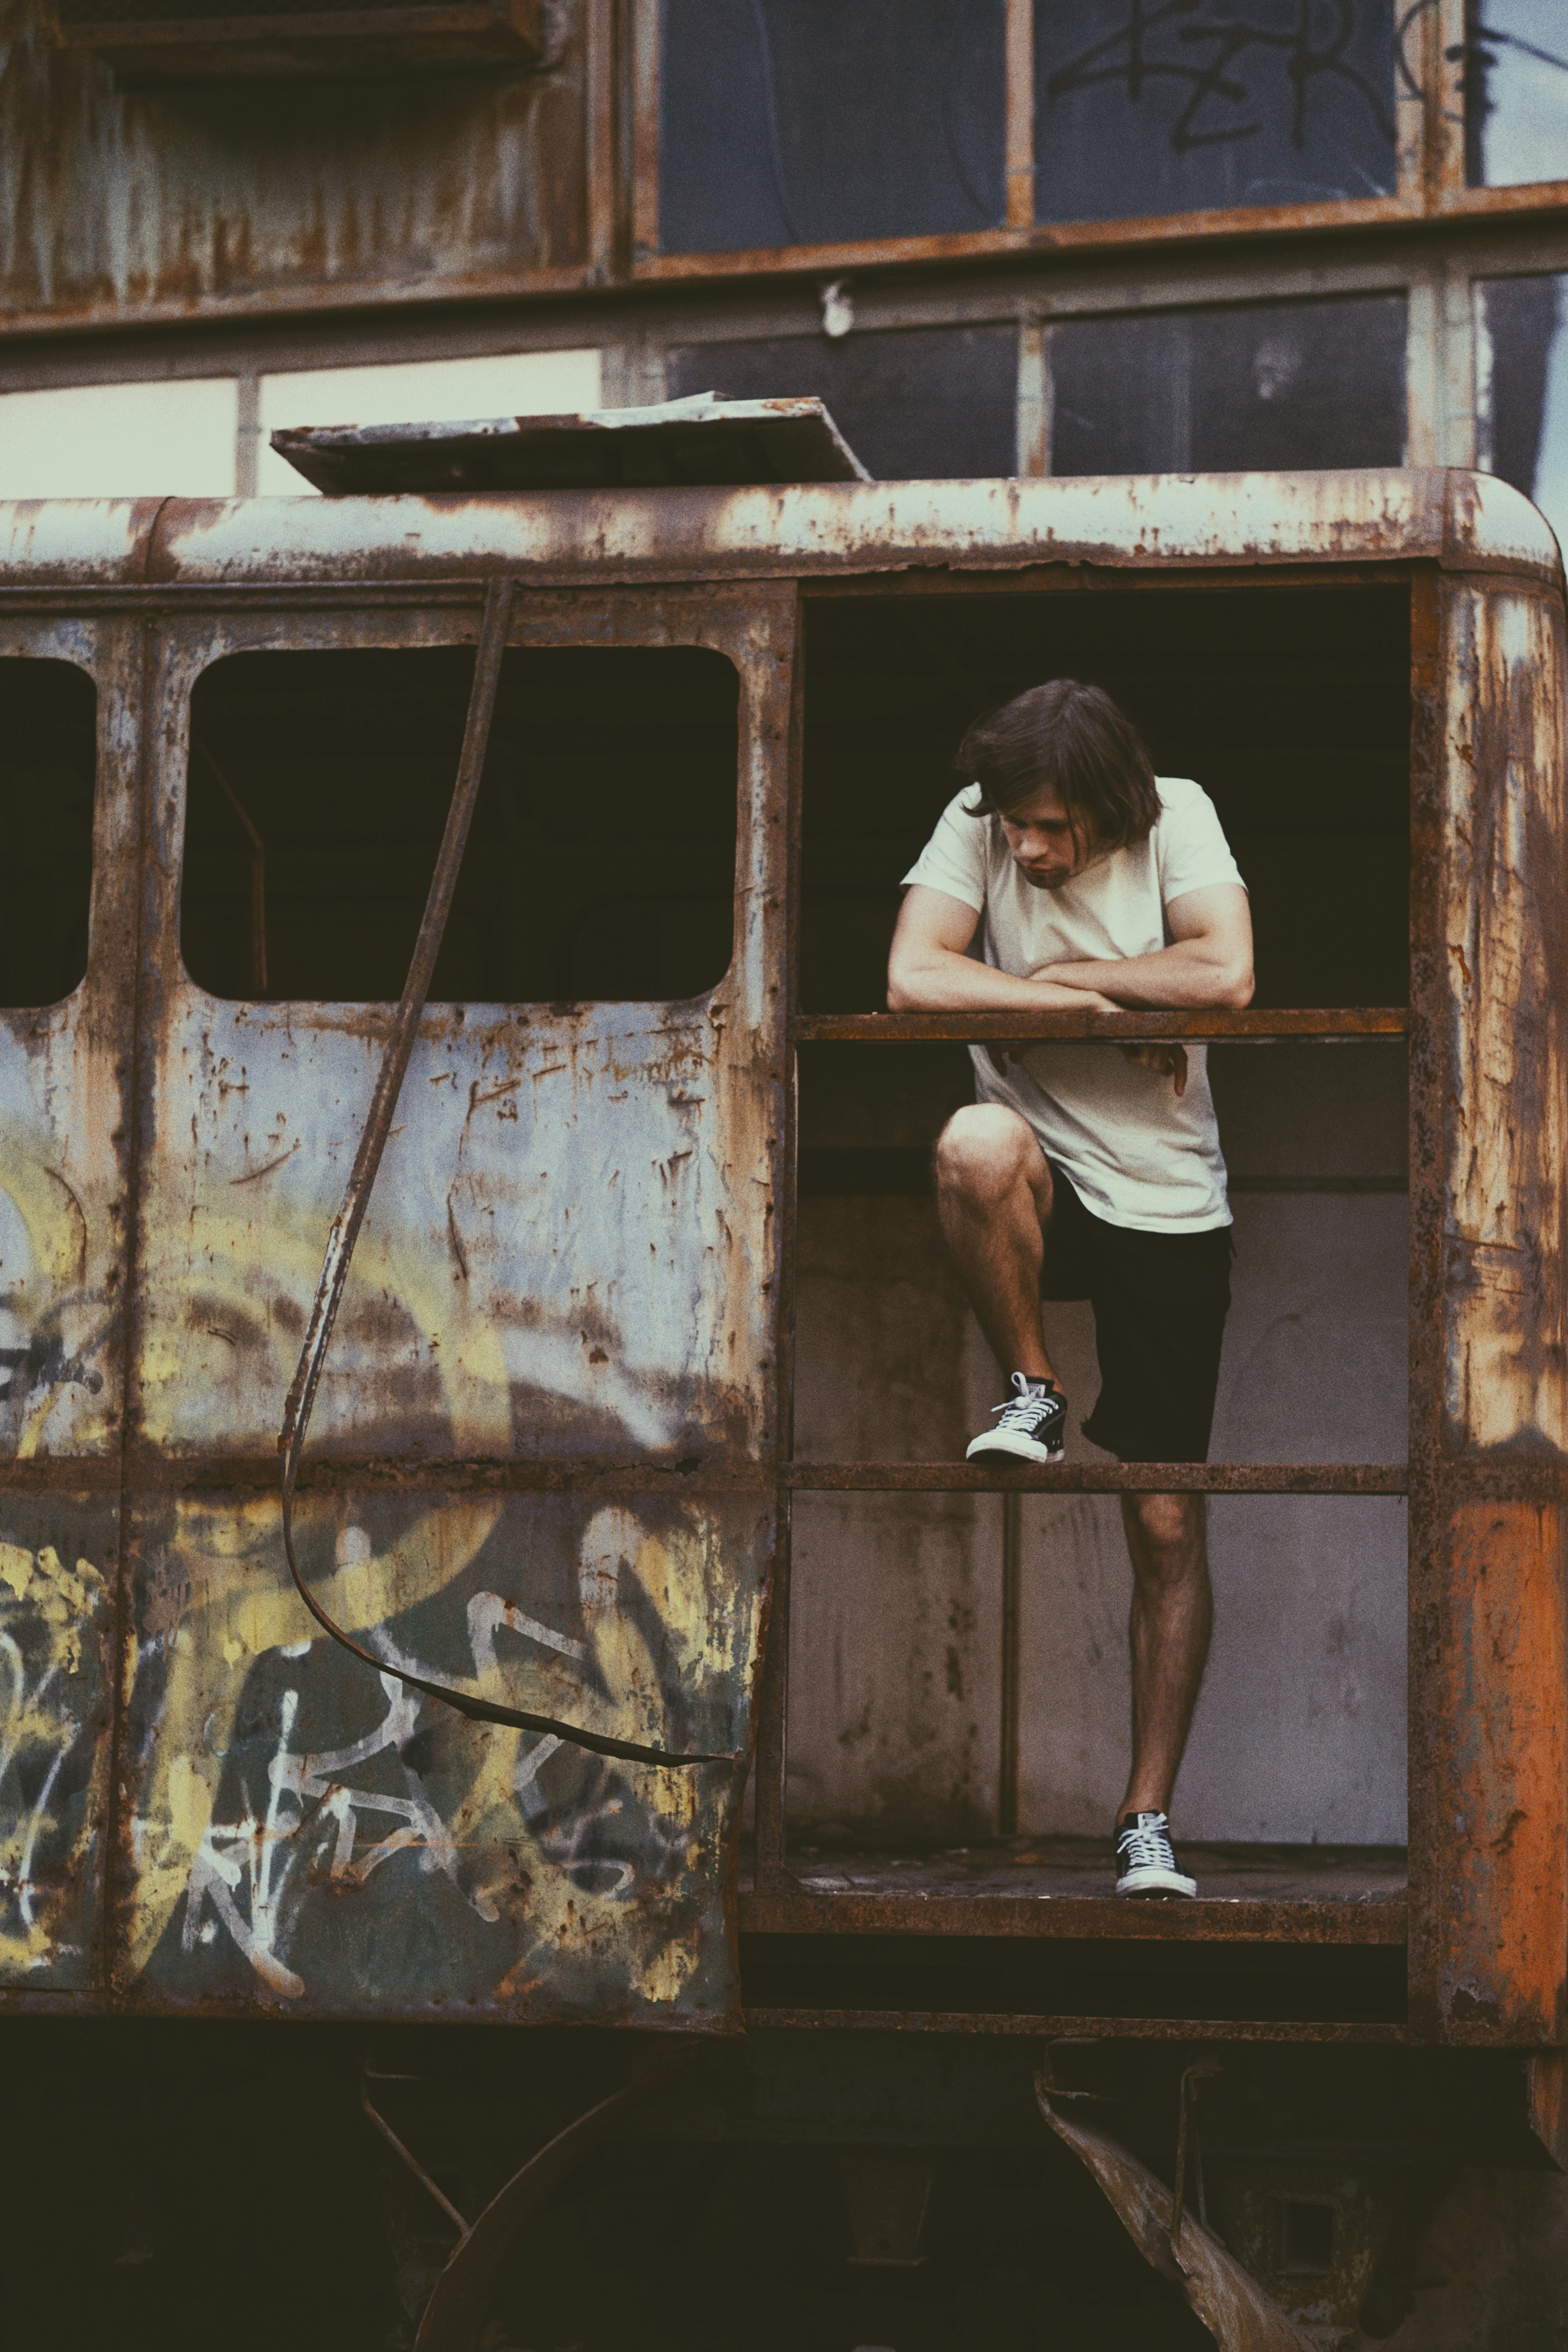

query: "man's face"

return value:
[997, 780, 1093, 890]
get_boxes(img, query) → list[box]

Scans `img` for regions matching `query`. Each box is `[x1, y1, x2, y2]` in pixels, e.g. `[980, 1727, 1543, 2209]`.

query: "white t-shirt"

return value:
[902, 777, 1244, 1233]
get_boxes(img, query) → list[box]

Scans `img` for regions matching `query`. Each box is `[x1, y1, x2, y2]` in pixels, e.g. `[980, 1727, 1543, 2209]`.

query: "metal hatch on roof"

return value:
[269, 392, 873, 495]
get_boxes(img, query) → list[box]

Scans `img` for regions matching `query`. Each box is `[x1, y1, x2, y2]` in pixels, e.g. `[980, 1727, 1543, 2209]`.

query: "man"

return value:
[886, 679, 1253, 1900]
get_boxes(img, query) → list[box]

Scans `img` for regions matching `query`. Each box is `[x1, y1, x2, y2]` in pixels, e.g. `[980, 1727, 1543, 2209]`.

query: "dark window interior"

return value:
[182, 646, 739, 1004]
[801, 584, 1410, 1014]
[1051, 296, 1408, 475]
[1478, 272, 1562, 500]
[1034, 0, 1398, 225]
[0, 658, 96, 1009]
[666, 327, 1020, 481]
[658, 0, 1006, 254]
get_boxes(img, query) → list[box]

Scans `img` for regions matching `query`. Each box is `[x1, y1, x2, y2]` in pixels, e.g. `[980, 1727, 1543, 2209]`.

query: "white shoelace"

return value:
[990, 1372, 1060, 1434]
[1118, 1816, 1176, 1872]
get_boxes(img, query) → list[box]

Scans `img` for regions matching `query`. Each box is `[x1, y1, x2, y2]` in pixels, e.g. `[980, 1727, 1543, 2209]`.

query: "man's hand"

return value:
[1119, 1041, 1189, 1096]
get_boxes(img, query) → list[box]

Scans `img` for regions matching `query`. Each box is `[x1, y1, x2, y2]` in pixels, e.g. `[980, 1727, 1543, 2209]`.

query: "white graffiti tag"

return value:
[181, 1668, 501, 1998]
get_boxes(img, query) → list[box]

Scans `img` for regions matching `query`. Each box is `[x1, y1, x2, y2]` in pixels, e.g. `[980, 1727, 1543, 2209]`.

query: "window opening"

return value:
[657, 0, 1007, 254]
[1466, 0, 1568, 188]
[1475, 272, 1568, 556]
[181, 644, 739, 1004]
[788, 586, 1410, 1861]
[800, 586, 1410, 1017]
[1050, 295, 1407, 477]
[0, 659, 96, 1009]
[666, 327, 1019, 481]
[1033, 0, 1399, 225]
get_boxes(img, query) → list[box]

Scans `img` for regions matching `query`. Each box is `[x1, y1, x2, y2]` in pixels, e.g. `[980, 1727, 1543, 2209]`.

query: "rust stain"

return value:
[228, 1141, 299, 1185]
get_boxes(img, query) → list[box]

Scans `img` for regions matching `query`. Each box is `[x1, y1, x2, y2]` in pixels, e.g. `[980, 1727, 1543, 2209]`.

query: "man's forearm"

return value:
[1041, 940, 1253, 1011]
[887, 946, 1117, 1014]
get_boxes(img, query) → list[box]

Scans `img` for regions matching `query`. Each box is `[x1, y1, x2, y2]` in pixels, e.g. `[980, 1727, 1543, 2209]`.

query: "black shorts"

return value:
[1039, 1163, 1233, 1464]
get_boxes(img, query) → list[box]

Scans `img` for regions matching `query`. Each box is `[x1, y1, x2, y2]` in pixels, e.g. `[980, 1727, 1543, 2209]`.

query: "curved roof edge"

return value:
[0, 470, 1558, 590]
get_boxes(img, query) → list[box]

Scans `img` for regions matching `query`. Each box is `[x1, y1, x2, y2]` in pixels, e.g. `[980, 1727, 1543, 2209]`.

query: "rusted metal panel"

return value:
[1410, 577, 1568, 2044]
[130, 592, 783, 1470]
[784, 1465, 1408, 1494]
[0, 473, 1551, 598]
[1443, 587, 1568, 1458]
[0, 0, 589, 331]
[114, 1488, 764, 2018]
[744, 2009, 1416, 2040]
[46, 0, 547, 84]
[0, 615, 140, 1995]
[0, 500, 165, 588]
[91, 579, 792, 2022]
[1423, 1501, 1568, 2043]
[0, 1494, 118, 1985]
[121, 470, 1559, 595]
[270, 396, 872, 494]
[0, 616, 140, 1466]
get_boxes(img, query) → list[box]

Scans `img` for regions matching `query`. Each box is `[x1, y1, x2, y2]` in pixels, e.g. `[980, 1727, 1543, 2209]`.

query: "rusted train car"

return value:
[3, 433, 1566, 2345]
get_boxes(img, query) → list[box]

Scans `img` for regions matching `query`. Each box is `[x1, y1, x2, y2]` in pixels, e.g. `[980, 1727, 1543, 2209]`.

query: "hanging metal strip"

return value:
[277, 576, 736, 1771]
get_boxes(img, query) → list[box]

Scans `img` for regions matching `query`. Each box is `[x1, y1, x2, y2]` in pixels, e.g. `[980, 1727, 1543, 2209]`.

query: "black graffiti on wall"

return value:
[1044, 0, 1396, 155]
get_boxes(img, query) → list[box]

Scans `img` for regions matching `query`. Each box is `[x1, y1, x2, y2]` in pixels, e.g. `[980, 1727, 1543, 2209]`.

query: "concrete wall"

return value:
[788, 1042, 1409, 1849]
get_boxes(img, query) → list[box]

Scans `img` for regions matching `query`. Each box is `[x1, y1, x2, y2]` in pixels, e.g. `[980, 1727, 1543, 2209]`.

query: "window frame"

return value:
[628, 0, 1568, 285]
[170, 603, 752, 1015]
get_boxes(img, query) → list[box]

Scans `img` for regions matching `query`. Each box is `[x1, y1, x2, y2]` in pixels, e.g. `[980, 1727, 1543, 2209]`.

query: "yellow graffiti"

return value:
[124, 1493, 750, 2006]
[0, 1543, 107, 1978]
[1, 1118, 753, 2011]
[0, 1134, 87, 1292]
[136, 1201, 512, 1459]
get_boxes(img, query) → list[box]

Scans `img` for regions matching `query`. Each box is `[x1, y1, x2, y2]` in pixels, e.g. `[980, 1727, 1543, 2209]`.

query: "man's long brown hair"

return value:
[956, 680, 1160, 855]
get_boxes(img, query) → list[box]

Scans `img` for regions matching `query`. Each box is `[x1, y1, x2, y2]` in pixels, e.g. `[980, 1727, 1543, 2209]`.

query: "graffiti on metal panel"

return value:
[130, 1495, 734, 2010]
[0, 1123, 116, 1455]
[0, 1088, 762, 2013]
[1044, 0, 1396, 153]
[0, 1537, 106, 1974]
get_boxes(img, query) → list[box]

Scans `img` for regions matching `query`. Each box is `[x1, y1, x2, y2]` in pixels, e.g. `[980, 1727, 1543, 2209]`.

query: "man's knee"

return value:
[1123, 1490, 1206, 1571]
[935, 1106, 1044, 1209]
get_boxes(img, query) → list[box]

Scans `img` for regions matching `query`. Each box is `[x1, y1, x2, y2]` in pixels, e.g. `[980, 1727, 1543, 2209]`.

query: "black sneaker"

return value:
[1114, 1811, 1197, 1898]
[965, 1373, 1067, 1465]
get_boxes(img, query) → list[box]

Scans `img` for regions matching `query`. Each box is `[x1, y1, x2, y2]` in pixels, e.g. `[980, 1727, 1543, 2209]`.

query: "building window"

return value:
[656, 0, 1008, 254]
[1467, 2, 1568, 187]
[1050, 293, 1407, 474]
[666, 326, 1020, 478]
[1476, 272, 1568, 552]
[181, 645, 738, 1005]
[1033, 0, 1400, 226]
[256, 350, 603, 494]
[0, 661, 96, 1008]
[0, 379, 238, 499]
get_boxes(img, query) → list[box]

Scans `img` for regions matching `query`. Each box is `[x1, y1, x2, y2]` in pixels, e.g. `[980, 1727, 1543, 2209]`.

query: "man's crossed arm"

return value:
[887, 882, 1254, 1095]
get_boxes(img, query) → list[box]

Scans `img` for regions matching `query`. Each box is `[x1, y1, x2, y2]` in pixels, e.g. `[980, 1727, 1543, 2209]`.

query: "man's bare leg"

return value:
[933, 1105, 1059, 1384]
[936, 1111, 1210, 1834]
[1117, 1491, 1212, 1820]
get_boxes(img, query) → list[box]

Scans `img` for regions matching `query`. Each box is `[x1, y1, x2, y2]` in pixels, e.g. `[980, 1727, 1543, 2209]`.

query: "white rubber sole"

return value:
[1116, 1864, 1198, 1898]
[965, 1430, 1065, 1465]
